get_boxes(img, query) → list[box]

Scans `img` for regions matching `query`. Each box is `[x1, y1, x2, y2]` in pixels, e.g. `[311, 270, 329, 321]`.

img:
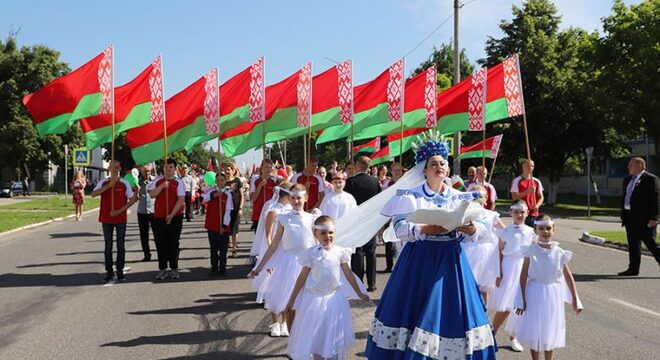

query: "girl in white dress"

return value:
[489, 201, 536, 352]
[462, 185, 505, 304]
[514, 214, 581, 360]
[249, 184, 319, 338]
[286, 216, 370, 360]
[251, 182, 292, 303]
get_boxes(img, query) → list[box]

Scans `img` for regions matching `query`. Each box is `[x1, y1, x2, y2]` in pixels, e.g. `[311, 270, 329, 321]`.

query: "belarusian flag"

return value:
[262, 60, 354, 143]
[436, 55, 524, 135]
[370, 145, 391, 166]
[221, 62, 314, 158]
[316, 59, 405, 144]
[349, 65, 438, 142]
[23, 46, 113, 136]
[352, 137, 381, 154]
[385, 128, 427, 159]
[79, 56, 162, 149]
[458, 134, 504, 160]
[126, 68, 220, 164]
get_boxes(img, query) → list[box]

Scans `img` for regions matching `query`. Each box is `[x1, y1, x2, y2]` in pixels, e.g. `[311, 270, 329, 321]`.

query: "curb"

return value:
[0, 207, 100, 238]
[579, 231, 653, 256]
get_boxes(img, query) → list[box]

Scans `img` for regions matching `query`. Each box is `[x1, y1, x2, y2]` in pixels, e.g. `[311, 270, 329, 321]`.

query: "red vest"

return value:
[99, 180, 129, 224]
[154, 178, 184, 219]
[251, 177, 276, 221]
[513, 177, 542, 217]
[295, 174, 321, 211]
[205, 191, 230, 233]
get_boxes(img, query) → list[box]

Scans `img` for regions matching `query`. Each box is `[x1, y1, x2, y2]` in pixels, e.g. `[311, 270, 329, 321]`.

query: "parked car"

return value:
[0, 181, 23, 198]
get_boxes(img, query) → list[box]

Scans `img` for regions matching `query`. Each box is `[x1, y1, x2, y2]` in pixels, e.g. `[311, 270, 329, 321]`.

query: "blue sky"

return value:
[2, 0, 638, 168]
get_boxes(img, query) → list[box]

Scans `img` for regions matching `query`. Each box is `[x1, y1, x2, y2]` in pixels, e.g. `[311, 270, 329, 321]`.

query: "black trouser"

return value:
[351, 237, 377, 288]
[153, 215, 184, 270]
[208, 230, 230, 273]
[137, 213, 154, 258]
[385, 242, 395, 271]
[185, 191, 193, 220]
[102, 223, 126, 274]
[625, 224, 660, 273]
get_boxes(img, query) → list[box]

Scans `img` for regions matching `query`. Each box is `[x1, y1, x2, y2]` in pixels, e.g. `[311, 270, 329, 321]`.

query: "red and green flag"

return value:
[23, 46, 113, 136]
[221, 61, 316, 158]
[316, 58, 406, 144]
[458, 134, 503, 160]
[370, 128, 429, 165]
[352, 64, 439, 142]
[352, 137, 381, 154]
[435, 55, 524, 135]
[126, 68, 219, 164]
[79, 56, 163, 149]
[370, 145, 391, 166]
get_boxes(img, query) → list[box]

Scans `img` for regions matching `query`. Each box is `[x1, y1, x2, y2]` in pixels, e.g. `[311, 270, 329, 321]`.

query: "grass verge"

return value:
[495, 194, 620, 218]
[590, 230, 654, 250]
[0, 196, 100, 233]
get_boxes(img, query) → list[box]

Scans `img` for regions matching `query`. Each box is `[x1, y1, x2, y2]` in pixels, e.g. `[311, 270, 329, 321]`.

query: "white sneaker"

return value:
[280, 322, 289, 337]
[269, 323, 281, 337]
[155, 269, 168, 280]
[169, 269, 180, 279]
[510, 338, 524, 352]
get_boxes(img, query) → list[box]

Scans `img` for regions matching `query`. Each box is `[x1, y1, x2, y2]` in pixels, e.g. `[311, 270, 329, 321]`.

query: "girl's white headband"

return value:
[534, 220, 554, 226]
[510, 204, 528, 211]
[290, 190, 307, 197]
[312, 224, 335, 231]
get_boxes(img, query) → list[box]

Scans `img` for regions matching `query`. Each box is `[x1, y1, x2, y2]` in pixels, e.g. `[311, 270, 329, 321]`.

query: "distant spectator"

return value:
[70, 171, 87, 221]
[22, 176, 30, 196]
[465, 166, 478, 189]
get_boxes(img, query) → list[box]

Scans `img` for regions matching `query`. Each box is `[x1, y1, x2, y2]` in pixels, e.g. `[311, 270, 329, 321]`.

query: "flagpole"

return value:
[488, 154, 498, 184]
[110, 44, 116, 212]
[349, 60, 355, 163]
[159, 54, 169, 211]
[399, 58, 405, 165]
[307, 62, 313, 165]
[482, 126, 486, 170]
[215, 67, 222, 233]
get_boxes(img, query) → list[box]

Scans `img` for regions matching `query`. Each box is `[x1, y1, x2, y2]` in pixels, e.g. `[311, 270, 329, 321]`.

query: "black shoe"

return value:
[218, 270, 226, 277]
[367, 286, 377, 292]
[383, 267, 392, 273]
[103, 272, 114, 283]
[617, 270, 639, 276]
[209, 269, 219, 277]
[116, 271, 125, 281]
[141, 255, 151, 262]
[186, 218, 191, 222]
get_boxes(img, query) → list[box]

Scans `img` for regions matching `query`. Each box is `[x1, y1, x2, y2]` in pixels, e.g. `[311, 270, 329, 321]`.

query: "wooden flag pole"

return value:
[215, 68, 222, 234]
[109, 44, 116, 212]
[522, 112, 531, 162]
[481, 127, 486, 170]
[399, 120, 404, 164]
[261, 121, 267, 206]
[159, 55, 169, 211]
[488, 154, 498, 184]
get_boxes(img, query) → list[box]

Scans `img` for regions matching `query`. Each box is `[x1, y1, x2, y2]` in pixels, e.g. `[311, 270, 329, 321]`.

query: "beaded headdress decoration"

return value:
[411, 130, 450, 165]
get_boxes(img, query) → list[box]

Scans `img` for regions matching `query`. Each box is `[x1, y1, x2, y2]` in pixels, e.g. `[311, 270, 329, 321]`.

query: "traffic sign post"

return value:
[585, 147, 594, 217]
[445, 138, 455, 157]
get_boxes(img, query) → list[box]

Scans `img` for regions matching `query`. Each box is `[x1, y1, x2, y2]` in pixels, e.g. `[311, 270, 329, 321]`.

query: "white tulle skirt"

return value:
[511, 280, 566, 351]
[462, 241, 499, 291]
[489, 255, 525, 312]
[258, 247, 302, 314]
[287, 289, 355, 360]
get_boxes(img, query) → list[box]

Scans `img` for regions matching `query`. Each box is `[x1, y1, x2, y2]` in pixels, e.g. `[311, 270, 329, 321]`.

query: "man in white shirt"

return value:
[181, 165, 197, 222]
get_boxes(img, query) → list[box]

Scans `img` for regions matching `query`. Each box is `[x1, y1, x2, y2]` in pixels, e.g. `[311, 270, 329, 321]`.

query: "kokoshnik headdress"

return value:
[411, 130, 450, 165]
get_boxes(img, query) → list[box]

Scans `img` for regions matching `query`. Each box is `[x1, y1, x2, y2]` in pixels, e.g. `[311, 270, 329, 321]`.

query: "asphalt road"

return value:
[1, 211, 659, 359]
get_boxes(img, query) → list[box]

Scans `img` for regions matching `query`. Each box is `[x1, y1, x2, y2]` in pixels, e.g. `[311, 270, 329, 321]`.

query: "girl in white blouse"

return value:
[286, 216, 369, 360]
[514, 214, 582, 360]
[249, 184, 319, 338]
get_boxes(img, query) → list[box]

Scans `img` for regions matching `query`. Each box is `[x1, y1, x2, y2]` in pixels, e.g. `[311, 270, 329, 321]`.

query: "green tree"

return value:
[480, 0, 636, 203]
[410, 42, 474, 90]
[597, 0, 659, 169]
[0, 36, 84, 186]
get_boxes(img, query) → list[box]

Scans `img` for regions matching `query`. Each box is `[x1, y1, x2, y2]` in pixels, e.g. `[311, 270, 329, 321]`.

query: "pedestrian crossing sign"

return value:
[73, 148, 91, 166]
[445, 138, 455, 156]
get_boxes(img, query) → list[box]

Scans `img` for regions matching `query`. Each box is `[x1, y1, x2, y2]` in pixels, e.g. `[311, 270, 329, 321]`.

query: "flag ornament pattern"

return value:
[374, 137, 381, 152]
[98, 46, 113, 115]
[149, 56, 164, 123]
[424, 65, 438, 128]
[491, 134, 503, 159]
[387, 58, 404, 122]
[468, 68, 487, 131]
[297, 63, 312, 128]
[503, 55, 525, 117]
[203, 68, 220, 134]
[249, 57, 265, 122]
[337, 60, 353, 124]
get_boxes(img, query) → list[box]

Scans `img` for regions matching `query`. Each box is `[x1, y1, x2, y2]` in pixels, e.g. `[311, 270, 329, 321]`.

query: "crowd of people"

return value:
[87, 137, 592, 360]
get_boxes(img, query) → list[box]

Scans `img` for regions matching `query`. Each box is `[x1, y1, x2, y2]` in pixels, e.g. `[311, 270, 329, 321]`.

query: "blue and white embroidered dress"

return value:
[366, 183, 497, 359]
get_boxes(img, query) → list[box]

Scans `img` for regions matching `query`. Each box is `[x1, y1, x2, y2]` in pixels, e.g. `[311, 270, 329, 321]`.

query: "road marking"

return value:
[610, 298, 660, 318]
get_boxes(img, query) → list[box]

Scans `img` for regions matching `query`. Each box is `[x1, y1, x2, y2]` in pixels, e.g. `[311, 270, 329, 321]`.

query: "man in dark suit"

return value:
[344, 156, 381, 291]
[619, 157, 660, 276]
